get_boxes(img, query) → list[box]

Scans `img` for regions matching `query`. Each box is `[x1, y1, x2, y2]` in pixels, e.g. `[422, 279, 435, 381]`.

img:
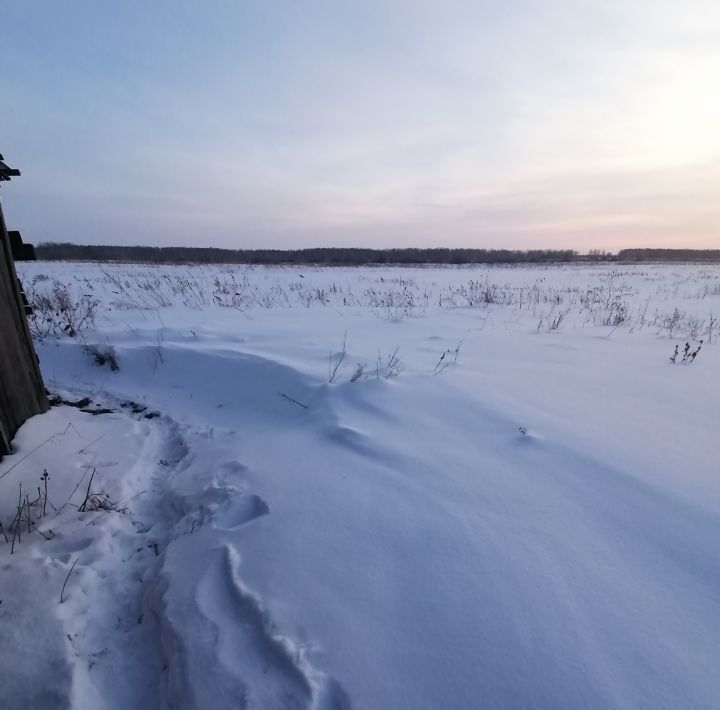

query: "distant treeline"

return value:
[616, 249, 720, 262]
[35, 244, 579, 264]
[32, 243, 720, 265]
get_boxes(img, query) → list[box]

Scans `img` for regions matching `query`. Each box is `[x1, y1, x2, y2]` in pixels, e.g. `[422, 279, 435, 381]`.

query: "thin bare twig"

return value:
[280, 393, 309, 409]
[78, 433, 106, 454]
[56, 455, 98, 514]
[9, 505, 21, 554]
[78, 468, 96, 513]
[31, 521, 55, 540]
[1, 435, 56, 481]
[328, 331, 348, 383]
[60, 558, 79, 604]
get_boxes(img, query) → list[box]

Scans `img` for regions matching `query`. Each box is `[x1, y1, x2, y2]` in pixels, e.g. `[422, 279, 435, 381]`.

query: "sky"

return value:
[2, 0, 719, 251]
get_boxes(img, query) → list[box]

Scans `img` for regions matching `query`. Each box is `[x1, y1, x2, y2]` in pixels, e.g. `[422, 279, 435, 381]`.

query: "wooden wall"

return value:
[0, 200, 48, 456]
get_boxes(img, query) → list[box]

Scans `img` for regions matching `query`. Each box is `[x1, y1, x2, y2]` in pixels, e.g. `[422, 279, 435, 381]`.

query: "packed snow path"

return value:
[0, 398, 349, 710]
[3, 262, 720, 709]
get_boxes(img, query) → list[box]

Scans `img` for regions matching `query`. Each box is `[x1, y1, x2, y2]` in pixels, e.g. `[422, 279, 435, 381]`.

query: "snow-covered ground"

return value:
[2, 261, 720, 710]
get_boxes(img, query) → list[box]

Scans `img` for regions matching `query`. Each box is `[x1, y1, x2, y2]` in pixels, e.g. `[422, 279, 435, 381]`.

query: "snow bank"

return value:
[2, 262, 719, 709]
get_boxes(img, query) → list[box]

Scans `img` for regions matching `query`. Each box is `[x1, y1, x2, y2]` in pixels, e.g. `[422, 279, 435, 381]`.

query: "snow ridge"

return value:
[143, 426, 350, 710]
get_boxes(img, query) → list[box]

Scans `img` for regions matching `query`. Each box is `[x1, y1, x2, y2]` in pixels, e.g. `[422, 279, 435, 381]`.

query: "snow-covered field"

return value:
[2, 261, 720, 710]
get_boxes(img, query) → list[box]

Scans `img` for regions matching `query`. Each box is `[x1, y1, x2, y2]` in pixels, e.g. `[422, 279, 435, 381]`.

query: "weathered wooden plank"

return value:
[0, 199, 48, 457]
[9, 231, 36, 261]
[0, 156, 21, 180]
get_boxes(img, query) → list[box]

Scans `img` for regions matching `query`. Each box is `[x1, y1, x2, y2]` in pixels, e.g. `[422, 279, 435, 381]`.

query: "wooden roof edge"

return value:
[0, 155, 21, 178]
